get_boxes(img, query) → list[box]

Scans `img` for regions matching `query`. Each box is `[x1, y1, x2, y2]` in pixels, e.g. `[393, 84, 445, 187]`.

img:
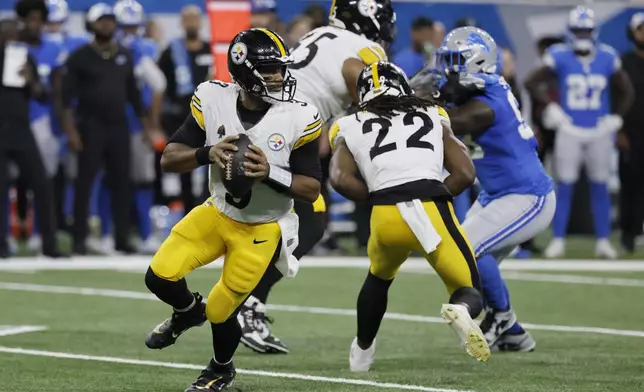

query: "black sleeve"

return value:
[157, 46, 176, 99]
[126, 54, 146, 118]
[27, 54, 47, 102]
[289, 138, 322, 182]
[62, 50, 79, 108]
[168, 114, 206, 148]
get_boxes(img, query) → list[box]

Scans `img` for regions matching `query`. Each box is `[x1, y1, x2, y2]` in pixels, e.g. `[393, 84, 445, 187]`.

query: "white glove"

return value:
[542, 102, 571, 131]
[597, 114, 623, 135]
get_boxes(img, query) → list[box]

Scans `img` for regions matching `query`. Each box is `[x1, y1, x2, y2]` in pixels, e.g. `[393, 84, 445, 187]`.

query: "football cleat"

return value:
[479, 308, 518, 346]
[184, 359, 236, 392]
[491, 330, 536, 352]
[238, 296, 289, 354]
[441, 304, 491, 362]
[349, 337, 376, 372]
[145, 293, 206, 350]
[595, 239, 618, 260]
[544, 238, 565, 259]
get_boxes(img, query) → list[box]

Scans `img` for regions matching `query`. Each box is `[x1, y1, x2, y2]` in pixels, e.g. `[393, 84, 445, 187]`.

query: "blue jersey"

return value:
[44, 32, 88, 53]
[28, 36, 65, 123]
[471, 75, 553, 204]
[121, 35, 157, 133]
[544, 43, 620, 128]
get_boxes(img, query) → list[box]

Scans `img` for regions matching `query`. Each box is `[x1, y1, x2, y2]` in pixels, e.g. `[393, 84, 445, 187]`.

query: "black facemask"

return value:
[438, 73, 479, 106]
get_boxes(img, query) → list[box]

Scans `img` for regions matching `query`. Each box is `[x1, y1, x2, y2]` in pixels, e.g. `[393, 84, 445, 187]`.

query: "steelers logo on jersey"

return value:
[268, 133, 286, 151]
[358, 0, 378, 17]
[230, 42, 248, 65]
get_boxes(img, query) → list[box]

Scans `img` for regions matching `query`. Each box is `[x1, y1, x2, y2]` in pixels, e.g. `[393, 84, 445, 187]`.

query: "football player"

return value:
[330, 62, 490, 371]
[415, 27, 556, 352]
[143, 29, 322, 391]
[236, 0, 396, 354]
[525, 6, 634, 259]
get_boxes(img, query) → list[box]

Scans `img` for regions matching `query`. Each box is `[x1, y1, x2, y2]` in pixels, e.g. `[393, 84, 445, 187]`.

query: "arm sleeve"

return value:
[541, 50, 557, 71]
[138, 56, 167, 93]
[26, 54, 47, 102]
[289, 137, 322, 182]
[62, 52, 78, 108]
[293, 112, 323, 150]
[158, 47, 176, 98]
[357, 43, 388, 65]
[328, 121, 342, 151]
[167, 114, 206, 148]
[190, 89, 206, 130]
[126, 58, 146, 117]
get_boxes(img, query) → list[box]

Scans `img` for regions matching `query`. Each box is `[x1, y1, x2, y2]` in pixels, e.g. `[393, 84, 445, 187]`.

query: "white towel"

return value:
[275, 210, 300, 278]
[396, 199, 442, 254]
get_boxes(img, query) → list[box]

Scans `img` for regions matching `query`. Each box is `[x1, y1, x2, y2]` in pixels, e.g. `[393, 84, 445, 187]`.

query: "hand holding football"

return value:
[218, 134, 255, 199]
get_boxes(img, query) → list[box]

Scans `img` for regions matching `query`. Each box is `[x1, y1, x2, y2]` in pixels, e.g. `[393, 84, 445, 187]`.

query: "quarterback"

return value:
[143, 28, 321, 391]
[237, 0, 397, 354]
[330, 62, 490, 371]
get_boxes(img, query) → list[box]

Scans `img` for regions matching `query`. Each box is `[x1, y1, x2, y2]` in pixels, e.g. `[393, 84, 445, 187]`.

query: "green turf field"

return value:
[1, 262, 644, 392]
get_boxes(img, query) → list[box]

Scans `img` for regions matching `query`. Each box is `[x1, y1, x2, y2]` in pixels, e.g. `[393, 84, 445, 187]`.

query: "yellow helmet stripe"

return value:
[371, 62, 381, 89]
[257, 28, 287, 57]
[329, 0, 337, 18]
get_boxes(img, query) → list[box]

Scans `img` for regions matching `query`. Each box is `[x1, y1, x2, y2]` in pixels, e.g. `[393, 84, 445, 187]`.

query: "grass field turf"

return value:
[1, 262, 644, 392]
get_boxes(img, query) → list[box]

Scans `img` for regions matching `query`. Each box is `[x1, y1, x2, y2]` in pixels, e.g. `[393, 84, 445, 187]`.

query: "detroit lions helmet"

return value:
[567, 6, 597, 53]
[46, 0, 69, 23]
[114, 0, 146, 27]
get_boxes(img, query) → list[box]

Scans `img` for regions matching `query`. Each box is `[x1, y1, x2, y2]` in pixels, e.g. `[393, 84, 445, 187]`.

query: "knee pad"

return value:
[449, 287, 483, 319]
[206, 280, 245, 324]
[222, 262, 258, 295]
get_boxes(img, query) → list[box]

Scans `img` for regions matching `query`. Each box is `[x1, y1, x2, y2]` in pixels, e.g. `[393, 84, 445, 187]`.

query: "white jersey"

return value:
[190, 80, 322, 223]
[330, 106, 450, 193]
[291, 26, 387, 123]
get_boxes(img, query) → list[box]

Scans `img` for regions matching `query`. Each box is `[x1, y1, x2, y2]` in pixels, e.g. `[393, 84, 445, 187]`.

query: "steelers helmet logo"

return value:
[358, 0, 378, 18]
[267, 133, 286, 151]
[230, 42, 248, 65]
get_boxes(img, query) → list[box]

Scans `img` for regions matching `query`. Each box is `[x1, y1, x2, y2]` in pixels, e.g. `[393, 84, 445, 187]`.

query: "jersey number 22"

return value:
[362, 111, 434, 160]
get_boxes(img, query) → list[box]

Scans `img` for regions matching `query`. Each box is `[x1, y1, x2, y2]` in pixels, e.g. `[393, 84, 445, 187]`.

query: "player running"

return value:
[414, 27, 556, 351]
[143, 28, 322, 391]
[236, 0, 397, 354]
[525, 6, 633, 259]
[330, 62, 490, 371]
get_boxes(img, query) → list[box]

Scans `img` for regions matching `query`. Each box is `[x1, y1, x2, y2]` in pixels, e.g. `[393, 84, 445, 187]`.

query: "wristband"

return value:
[267, 164, 293, 189]
[195, 146, 212, 166]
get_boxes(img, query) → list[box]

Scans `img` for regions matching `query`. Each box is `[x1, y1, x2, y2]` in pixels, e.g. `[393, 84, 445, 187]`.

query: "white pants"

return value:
[31, 116, 60, 178]
[554, 130, 614, 183]
[462, 191, 556, 261]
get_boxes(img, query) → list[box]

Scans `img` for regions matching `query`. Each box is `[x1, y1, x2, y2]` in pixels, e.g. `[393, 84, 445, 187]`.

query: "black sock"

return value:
[211, 315, 242, 366]
[144, 267, 194, 310]
[449, 287, 484, 319]
[356, 272, 393, 348]
[250, 266, 283, 303]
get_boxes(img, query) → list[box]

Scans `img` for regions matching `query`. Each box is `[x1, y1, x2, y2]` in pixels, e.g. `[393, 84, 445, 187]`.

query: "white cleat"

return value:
[138, 236, 162, 254]
[349, 337, 376, 372]
[544, 238, 565, 259]
[441, 304, 491, 362]
[595, 239, 618, 260]
[6, 236, 18, 255]
[26, 235, 42, 253]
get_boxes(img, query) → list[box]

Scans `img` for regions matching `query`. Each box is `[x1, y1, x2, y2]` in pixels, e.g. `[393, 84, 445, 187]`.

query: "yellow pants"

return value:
[149, 204, 282, 324]
[368, 200, 480, 294]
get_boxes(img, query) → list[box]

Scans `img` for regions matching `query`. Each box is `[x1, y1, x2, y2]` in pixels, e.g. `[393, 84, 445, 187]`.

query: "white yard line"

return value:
[0, 346, 474, 392]
[0, 325, 48, 337]
[0, 282, 642, 338]
[2, 256, 644, 273]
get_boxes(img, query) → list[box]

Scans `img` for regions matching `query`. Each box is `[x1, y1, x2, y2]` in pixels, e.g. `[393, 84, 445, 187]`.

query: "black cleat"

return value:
[145, 293, 207, 349]
[184, 359, 236, 392]
[238, 297, 289, 354]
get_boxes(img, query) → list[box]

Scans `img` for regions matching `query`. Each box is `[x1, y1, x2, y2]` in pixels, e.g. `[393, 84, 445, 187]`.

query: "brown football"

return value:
[220, 133, 254, 199]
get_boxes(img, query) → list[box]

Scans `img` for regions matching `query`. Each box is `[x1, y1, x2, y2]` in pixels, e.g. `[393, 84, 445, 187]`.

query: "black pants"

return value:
[0, 120, 57, 253]
[619, 139, 644, 238]
[73, 118, 131, 249]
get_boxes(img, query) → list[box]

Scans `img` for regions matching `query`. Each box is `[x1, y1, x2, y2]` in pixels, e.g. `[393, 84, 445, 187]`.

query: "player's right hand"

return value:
[67, 129, 83, 152]
[542, 102, 570, 131]
[209, 135, 239, 169]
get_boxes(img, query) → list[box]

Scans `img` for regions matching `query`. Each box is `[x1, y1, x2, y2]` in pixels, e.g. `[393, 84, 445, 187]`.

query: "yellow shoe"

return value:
[441, 304, 491, 362]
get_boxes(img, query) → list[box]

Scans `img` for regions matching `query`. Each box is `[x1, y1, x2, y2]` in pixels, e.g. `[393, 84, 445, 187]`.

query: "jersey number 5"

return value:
[290, 32, 338, 70]
[362, 111, 434, 161]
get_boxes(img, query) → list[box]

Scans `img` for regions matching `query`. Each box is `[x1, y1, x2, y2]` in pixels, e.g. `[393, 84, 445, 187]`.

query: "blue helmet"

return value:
[566, 6, 597, 53]
[46, 0, 69, 23]
[114, 0, 145, 27]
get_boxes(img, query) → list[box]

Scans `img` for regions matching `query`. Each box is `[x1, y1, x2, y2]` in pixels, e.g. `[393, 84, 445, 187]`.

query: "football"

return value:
[220, 133, 255, 199]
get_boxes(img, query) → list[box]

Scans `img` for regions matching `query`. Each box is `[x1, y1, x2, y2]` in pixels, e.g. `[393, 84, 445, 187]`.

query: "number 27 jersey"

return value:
[330, 107, 447, 193]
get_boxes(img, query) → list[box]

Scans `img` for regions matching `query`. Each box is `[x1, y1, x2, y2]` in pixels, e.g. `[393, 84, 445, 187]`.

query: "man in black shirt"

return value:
[62, 3, 150, 254]
[0, 2, 62, 258]
[619, 13, 644, 253]
[157, 5, 212, 211]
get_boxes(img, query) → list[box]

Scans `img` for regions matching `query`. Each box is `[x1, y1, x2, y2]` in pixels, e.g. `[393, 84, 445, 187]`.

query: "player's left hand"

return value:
[244, 145, 270, 180]
[597, 115, 623, 135]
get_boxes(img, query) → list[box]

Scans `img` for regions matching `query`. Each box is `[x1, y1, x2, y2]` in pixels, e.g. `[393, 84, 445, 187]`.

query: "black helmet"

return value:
[228, 28, 296, 103]
[329, 0, 396, 44]
[357, 61, 413, 104]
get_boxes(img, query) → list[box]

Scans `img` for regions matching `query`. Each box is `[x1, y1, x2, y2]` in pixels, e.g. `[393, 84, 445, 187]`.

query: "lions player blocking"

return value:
[237, 0, 396, 354]
[419, 27, 555, 351]
[330, 62, 490, 370]
[143, 29, 322, 391]
[525, 6, 634, 259]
